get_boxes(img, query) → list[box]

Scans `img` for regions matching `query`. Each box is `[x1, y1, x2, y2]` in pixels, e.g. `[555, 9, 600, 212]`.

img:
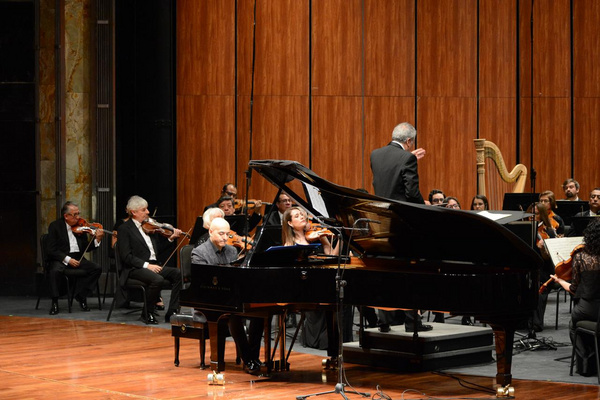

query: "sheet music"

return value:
[304, 183, 330, 218]
[477, 211, 512, 221]
[544, 236, 584, 267]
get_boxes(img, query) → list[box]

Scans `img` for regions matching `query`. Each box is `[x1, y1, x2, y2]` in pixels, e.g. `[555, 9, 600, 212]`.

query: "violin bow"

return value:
[162, 226, 193, 268]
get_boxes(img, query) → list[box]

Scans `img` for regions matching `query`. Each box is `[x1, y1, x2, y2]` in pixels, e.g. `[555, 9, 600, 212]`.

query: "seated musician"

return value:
[560, 178, 581, 201]
[539, 190, 565, 236]
[204, 182, 238, 211]
[470, 194, 489, 211]
[191, 217, 264, 375]
[195, 207, 225, 246]
[217, 195, 262, 232]
[117, 196, 183, 325]
[265, 192, 293, 226]
[530, 202, 559, 332]
[46, 201, 104, 315]
[551, 218, 600, 376]
[282, 206, 341, 363]
[444, 196, 461, 209]
[568, 188, 600, 237]
[428, 189, 445, 206]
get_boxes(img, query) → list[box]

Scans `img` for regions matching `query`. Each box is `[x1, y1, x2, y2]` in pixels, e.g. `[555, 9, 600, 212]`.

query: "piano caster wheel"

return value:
[496, 385, 515, 398]
[322, 357, 338, 370]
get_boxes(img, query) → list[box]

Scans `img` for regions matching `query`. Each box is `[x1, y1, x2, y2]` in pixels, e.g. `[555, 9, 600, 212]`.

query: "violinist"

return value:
[530, 201, 560, 332]
[539, 190, 565, 236]
[265, 192, 293, 226]
[551, 218, 600, 376]
[191, 217, 264, 375]
[117, 195, 182, 325]
[282, 207, 340, 366]
[217, 195, 262, 232]
[46, 201, 103, 316]
[194, 207, 225, 246]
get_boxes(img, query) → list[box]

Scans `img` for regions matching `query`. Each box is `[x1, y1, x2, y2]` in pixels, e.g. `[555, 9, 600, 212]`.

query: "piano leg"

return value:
[207, 319, 228, 372]
[489, 322, 516, 387]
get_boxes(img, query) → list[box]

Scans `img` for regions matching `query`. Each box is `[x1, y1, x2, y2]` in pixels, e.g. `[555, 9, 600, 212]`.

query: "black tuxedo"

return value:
[264, 210, 282, 226]
[370, 141, 424, 204]
[46, 218, 102, 299]
[117, 218, 181, 314]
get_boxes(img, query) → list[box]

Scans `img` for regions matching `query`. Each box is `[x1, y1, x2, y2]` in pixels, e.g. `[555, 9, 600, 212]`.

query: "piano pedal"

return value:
[495, 384, 515, 398]
[321, 357, 339, 370]
[207, 371, 225, 385]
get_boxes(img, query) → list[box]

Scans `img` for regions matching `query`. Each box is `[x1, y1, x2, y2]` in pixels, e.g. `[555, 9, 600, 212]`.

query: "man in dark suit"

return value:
[265, 192, 292, 226]
[46, 201, 104, 315]
[117, 195, 183, 324]
[370, 122, 431, 332]
[370, 122, 425, 204]
[568, 188, 600, 237]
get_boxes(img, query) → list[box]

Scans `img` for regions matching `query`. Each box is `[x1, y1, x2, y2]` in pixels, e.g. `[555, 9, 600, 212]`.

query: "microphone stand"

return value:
[296, 220, 372, 400]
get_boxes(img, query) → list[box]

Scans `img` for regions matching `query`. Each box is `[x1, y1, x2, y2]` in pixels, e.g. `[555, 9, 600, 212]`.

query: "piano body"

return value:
[180, 160, 543, 387]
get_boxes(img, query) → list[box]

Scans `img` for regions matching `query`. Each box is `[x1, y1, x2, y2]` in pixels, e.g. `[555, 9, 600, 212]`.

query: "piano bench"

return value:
[170, 313, 208, 369]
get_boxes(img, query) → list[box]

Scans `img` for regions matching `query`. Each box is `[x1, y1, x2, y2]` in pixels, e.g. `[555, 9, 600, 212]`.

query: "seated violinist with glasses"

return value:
[46, 201, 104, 316]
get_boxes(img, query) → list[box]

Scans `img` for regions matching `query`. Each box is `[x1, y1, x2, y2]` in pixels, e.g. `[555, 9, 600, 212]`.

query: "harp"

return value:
[474, 139, 527, 210]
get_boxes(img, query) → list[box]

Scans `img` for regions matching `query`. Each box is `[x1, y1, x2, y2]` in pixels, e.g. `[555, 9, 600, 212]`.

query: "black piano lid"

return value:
[249, 159, 543, 270]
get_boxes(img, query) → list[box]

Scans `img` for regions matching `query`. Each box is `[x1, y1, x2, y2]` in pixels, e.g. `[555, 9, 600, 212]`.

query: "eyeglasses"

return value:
[431, 198, 444, 204]
[447, 204, 460, 209]
[225, 191, 236, 196]
[67, 212, 80, 217]
[591, 194, 600, 199]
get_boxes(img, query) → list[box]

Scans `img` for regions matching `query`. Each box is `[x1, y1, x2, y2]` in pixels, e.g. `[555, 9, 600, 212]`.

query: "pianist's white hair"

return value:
[391, 122, 416, 143]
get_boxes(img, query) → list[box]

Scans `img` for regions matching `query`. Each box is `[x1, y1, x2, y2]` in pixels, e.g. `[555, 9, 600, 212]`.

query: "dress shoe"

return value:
[141, 313, 159, 325]
[75, 296, 91, 311]
[244, 359, 261, 375]
[378, 323, 390, 333]
[405, 323, 433, 332]
[461, 316, 474, 326]
[49, 302, 59, 315]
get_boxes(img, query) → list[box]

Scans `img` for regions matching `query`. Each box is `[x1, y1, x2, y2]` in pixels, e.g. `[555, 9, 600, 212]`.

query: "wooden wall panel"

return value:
[574, 0, 600, 97]
[479, 0, 517, 98]
[311, 96, 363, 188]
[176, 0, 235, 96]
[417, 0, 477, 97]
[364, 97, 416, 193]
[418, 98, 477, 209]
[364, 0, 415, 96]
[574, 98, 600, 196]
[312, 0, 362, 96]
[176, 95, 236, 232]
[236, 95, 310, 203]
[534, 0, 571, 98]
[532, 98, 571, 196]
[479, 98, 518, 167]
[237, 0, 309, 96]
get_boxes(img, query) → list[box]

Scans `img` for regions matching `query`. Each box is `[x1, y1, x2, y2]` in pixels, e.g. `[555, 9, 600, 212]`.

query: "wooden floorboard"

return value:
[0, 315, 598, 399]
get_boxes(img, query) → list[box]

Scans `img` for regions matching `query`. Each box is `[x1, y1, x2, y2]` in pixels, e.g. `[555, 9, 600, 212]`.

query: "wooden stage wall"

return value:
[176, 0, 600, 229]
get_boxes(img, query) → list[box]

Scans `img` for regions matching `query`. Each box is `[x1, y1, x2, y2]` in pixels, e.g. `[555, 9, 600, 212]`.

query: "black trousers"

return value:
[571, 298, 600, 376]
[128, 266, 181, 314]
[49, 255, 101, 299]
[228, 315, 264, 364]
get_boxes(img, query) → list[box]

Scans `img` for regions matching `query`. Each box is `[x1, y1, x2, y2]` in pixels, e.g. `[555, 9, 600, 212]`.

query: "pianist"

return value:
[191, 217, 264, 375]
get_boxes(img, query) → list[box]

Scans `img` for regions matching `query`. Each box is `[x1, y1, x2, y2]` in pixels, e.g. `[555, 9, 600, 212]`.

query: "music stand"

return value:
[555, 201, 589, 226]
[296, 222, 370, 400]
[189, 216, 207, 246]
[570, 216, 596, 237]
[503, 193, 539, 211]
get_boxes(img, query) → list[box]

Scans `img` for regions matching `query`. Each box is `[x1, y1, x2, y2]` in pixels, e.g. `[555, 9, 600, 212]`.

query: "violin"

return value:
[539, 244, 585, 294]
[233, 199, 271, 211]
[72, 218, 115, 236]
[305, 221, 334, 242]
[142, 218, 191, 239]
[227, 230, 254, 249]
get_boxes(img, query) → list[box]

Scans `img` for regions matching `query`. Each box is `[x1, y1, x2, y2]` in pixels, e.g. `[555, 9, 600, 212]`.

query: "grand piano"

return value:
[180, 160, 543, 387]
